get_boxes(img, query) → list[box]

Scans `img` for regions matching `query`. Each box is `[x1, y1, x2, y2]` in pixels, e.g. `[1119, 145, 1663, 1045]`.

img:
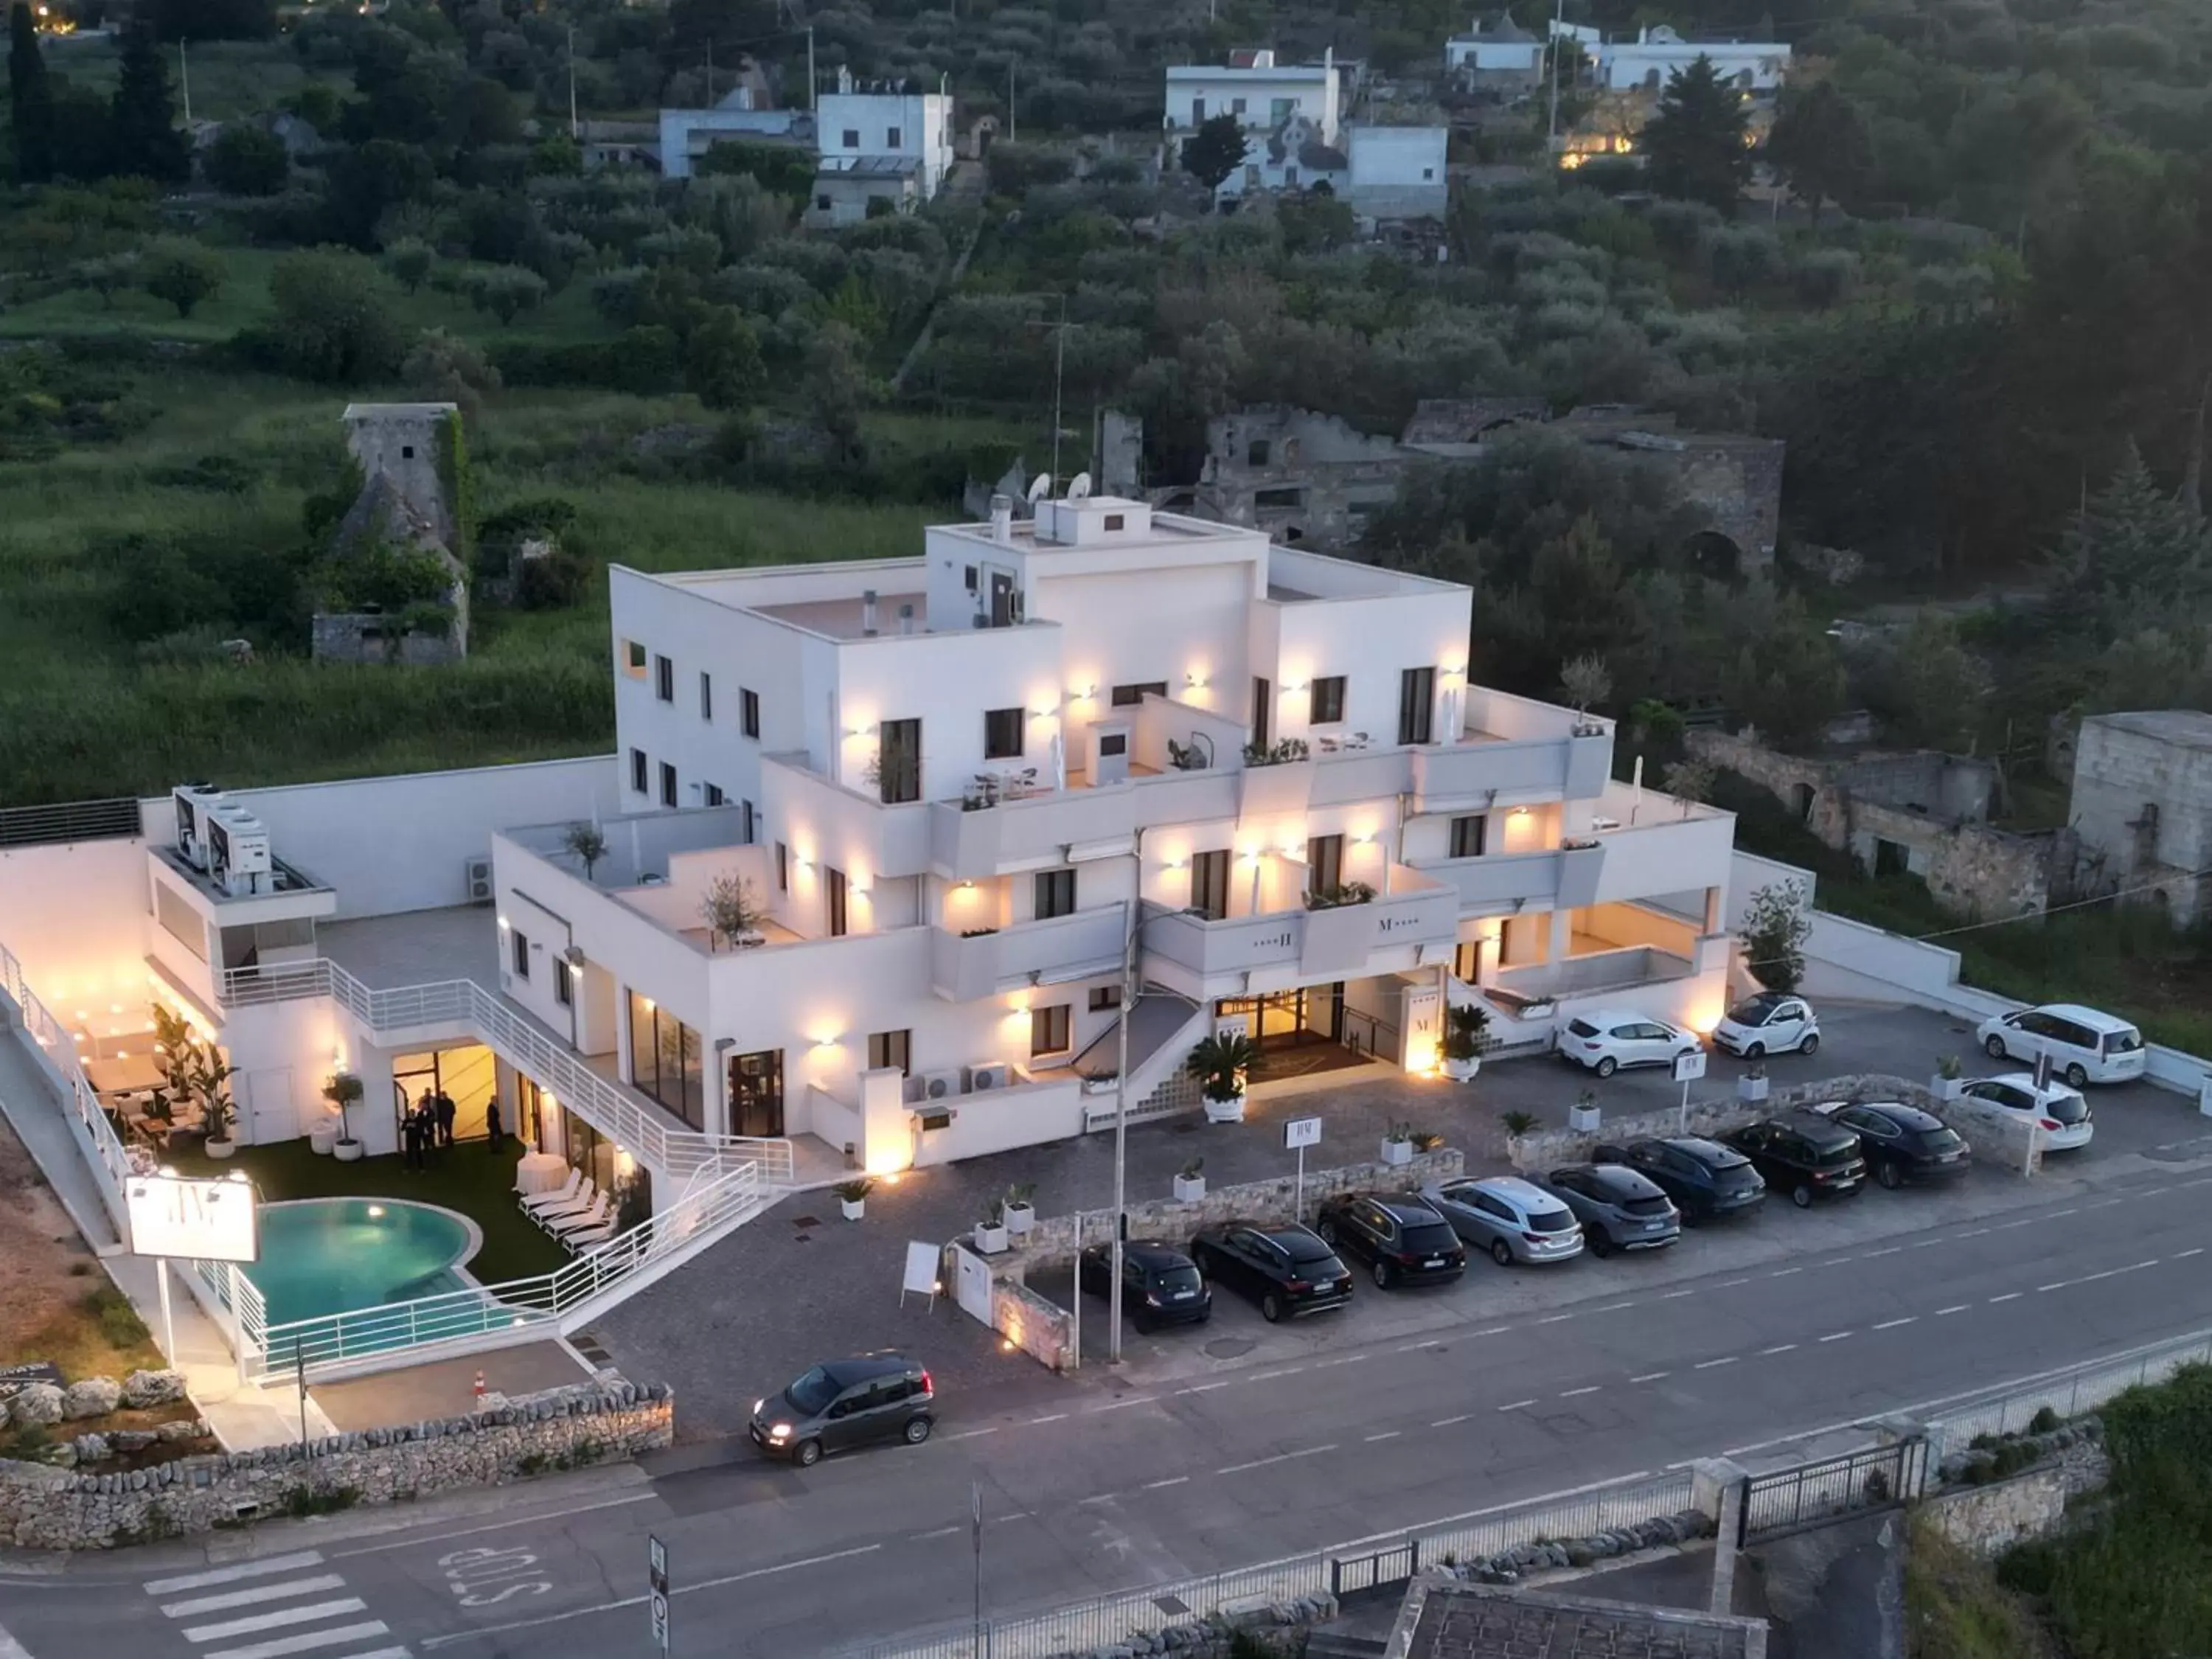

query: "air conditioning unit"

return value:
[172, 783, 222, 871]
[966, 1061, 1014, 1092]
[206, 806, 271, 897]
[465, 857, 494, 905]
[917, 1068, 964, 1102]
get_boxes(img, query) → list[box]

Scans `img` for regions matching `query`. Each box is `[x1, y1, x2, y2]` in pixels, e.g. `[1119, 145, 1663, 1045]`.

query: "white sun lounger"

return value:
[548, 1194, 613, 1240]
[518, 1168, 584, 1216]
[530, 1178, 599, 1231]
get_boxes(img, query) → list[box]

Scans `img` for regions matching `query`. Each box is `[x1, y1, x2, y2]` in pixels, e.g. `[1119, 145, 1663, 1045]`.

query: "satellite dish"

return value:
[1026, 473, 1053, 504]
[1065, 471, 1093, 501]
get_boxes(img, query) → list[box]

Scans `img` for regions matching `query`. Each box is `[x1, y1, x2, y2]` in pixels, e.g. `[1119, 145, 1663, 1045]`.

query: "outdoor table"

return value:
[514, 1150, 570, 1195]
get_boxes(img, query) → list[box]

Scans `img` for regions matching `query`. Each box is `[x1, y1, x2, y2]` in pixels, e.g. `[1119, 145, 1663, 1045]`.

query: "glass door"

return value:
[729, 1050, 785, 1138]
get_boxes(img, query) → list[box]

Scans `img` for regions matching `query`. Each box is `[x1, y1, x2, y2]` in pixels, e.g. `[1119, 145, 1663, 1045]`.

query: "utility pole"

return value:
[178, 38, 192, 125]
[1546, 0, 1565, 154]
[1007, 59, 1016, 144]
[1050, 295, 1068, 485]
[705, 41, 714, 107]
[807, 25, 817, 111]
[1107, 894, 1135, 1362]
[566, 26, 578, 140]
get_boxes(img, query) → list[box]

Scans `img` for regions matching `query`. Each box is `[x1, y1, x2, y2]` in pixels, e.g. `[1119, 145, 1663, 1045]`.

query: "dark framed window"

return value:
[554, 958, 574, 1007]
[1310, 675, 1346, 725]
[877, 718, 922, 804]
[630, 748, 647, 794]
[1398, 666, 1436, 745]
[1450, 813, 1486, 859]
[775, 841, 788, 891]
[1251, 677, 1272, 751]
[509, 928, 530, 979]
[1307, 833, 1345, 896]
[659, 761, 678, 807]
[842, 128, 859, 147]
[868, 1029, 911, 1074]
[984, 707, 1024, 760]
[886, 125, 902, 146]
[826, 866, 849, 937]
[1034, 867, 1076, 919]
[704, 783, 726, 807]
[1104, 513, 1124, 531]
[1088, 984, 1122, 1012]
[1191, 849, 1231, 920]
[1111, 681, 1167, 707]
[655, 654, 674, 703]
[741, 800, 757, 844]
[740, 688, 760, 739]
[699, 672, 712, 720]
[623, 640, 647, 676]
[1030, 1004, 1071, 1057]
[627, 989, 703, 1130]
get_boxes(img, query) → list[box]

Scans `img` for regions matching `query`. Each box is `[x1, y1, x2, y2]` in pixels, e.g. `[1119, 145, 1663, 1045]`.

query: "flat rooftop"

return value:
[2087, 709, 2212, 751]
[753, 591, 930, 639]
[320, 905, 499, 990]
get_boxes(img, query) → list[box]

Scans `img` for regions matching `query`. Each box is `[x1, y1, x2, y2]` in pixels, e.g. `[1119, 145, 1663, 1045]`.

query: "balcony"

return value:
[928, 908, 1128, 1002]
[763, 754, 930, 881]
[1140, 866, 1459, 995]
[928, 769, 1240, 880]
[1408, 731, 1611, 811]
[1587, 782, 1735, 904]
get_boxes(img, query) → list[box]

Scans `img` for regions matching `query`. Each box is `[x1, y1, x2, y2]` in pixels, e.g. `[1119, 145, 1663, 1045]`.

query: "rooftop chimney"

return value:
[861, 588, 879, 636]
[990, 493, 1013, 544]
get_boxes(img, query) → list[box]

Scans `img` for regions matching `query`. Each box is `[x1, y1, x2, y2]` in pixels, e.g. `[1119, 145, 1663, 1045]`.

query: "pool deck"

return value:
[311, 1341, 597, 1431]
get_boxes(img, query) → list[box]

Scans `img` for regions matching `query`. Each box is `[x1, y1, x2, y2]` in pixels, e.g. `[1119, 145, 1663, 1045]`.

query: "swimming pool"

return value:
[243, 1199, 477, 1326]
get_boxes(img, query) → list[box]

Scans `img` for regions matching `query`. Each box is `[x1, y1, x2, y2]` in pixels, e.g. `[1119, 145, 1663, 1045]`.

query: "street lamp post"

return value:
[1107, 895, 1137, 1361]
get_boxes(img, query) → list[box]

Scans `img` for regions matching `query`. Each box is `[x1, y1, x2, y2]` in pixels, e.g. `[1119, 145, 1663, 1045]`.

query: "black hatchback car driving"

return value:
[1314, 1192, 1467, 1289]
[1721, 1110, 1868, 1207]
[1189, 1222, 1354, 1321]
[749, 1352, 933, 1468]
[1077, 1240, 1213, 1331]
[1598, 1136, 1767, 1222]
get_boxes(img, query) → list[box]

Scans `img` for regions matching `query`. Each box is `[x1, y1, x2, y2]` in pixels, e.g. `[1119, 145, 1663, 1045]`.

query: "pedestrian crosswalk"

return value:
[143, 1551, 408, 1659]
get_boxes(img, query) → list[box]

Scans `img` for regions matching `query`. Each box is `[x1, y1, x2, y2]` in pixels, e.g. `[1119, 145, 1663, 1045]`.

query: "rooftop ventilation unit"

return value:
[172, 783, 223, 872]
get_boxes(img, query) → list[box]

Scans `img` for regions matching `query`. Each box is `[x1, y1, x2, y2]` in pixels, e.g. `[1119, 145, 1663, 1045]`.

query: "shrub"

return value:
[266, 248, 403, 383]
[465, 264, 549, 324]
[206, 123, 289, 196]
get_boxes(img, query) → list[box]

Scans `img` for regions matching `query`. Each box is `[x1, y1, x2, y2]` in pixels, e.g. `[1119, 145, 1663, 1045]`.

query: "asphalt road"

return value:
[8, 1127, 2212, 1659]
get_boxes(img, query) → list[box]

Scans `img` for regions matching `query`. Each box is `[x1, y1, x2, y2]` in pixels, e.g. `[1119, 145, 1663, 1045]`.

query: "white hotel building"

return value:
[0, 494, 1736, 1222]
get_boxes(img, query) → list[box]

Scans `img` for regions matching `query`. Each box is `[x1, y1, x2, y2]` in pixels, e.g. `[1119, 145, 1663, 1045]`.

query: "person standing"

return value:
[418, 1091, 441, 1164]
[401, 1104, 424, 1171]
[434, 1090, 457, 1149]
[485, 1097, 504, 1153]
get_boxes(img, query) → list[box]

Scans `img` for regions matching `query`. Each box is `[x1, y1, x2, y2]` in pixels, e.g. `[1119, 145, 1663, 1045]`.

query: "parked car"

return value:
[1537, 1164, 1682, 1256]
[1711, 992, 1821, 1059]
[1975, 1004, 2146, 1088]
[1077, 1240, 1212, 1331]
[1422, 1176, 1585, 1267]
[1720, 1110, 1868, 1207]
[748, 1352, 933, 1468]
[1958, 1074, 2096, 1150]
[1596, 1137, 1767, 1222]
[1557, 1009, 1705, 1078]
[1189, 1222, 1354, 1322]
[1810, 1101, 1971, 1189]
[1313, 1192, 1467, 1287]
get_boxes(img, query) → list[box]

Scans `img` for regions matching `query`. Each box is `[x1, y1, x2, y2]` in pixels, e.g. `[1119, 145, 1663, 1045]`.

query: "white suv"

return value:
[1975, 1004, 2146, 1088]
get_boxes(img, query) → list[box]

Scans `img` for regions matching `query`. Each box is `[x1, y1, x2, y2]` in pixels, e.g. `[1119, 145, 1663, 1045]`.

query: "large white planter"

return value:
[333, 1139, 366, 1163]
[1444, 1057, 1481, 1083]
[1173, 1175, 1206, 1203]
[1568, 1105, 1602, 1134]
[1380, 1138, 1413, 1166]
[308, 1126, 338, 1156]
[1737, 1076, 1770, 1104]
[841, 1198, 866, 1222]
[204, 1139, 237, 1161]
[1932, 1076, 1965, 1102]
[1204, 1093, 1247, 1125]
[1082, 1077, 1119, 1096]
[1004, 1204, 1035, 1238]
[974, 1222, 1009, 1255]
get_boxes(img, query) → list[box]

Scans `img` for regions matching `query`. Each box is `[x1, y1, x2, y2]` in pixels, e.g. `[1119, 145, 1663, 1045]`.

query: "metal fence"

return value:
[1739, 1440, 1923, 1545]
[0, 796, 142, 849]
[0, 940, 135, 1238]
[1925, 1326, 2212, 1446]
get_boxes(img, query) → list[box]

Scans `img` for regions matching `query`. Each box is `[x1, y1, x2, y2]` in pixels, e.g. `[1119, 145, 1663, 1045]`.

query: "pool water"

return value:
[243, 1199, 473, 1325]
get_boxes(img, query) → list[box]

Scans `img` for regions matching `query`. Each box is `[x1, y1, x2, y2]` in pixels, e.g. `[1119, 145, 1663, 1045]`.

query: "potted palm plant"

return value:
[1186, 1032, 1257, 1124]
[1442, 1004, 1493, 1082]
[1568, 1089, 1602, 1134]
[193, 1046, 239, 1159]
[321, 1071, 366, 1161]
[1173, 1157, 1206, 1203]
[833, 1178, 874, 1222]
[1932, 1054, 1965, 1102]
[1002, 1183, 1037, 1237]
[973, 1198, 1009, 1256]
[1380, 1121, 1415, 1166]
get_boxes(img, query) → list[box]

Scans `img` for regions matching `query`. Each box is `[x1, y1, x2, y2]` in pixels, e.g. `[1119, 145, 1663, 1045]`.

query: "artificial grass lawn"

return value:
[167, 1137, 569, 1285]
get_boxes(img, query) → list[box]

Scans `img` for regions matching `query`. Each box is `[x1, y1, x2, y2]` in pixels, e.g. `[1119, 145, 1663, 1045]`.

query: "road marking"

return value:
[1144, 1476, 1190, 1490]
[1030, 1413, 1068, 1425]
[1472, 1325, 1514, 1337]
[1760, 1344, 1798, 1356]
[681, 1543, 883, 1596]
[198, 1624, 392, 1659]
[1218, 1446, 1335, 1475]
[333, 1492, 657, 1559]
[1087, 1397, 1154, 1413]
[1431, 1414, 1472, 1427]
[1535, 1314, 1573, 1326]
[1989, 1293, 2023, 1304]
[2048, 1208, 2077, 1217]
[1863, 1247, 1902, 1258]
[1992, 1219, 2039, 1231]
[1818, 1331, 1853, 1343]
[1395, 1340, 1444, 1352]
[2038, 1281, 2073, 1293]
[1498, 1399, 1537, 1412]
[1312, 1355, 1370, 1368]
[1694, 1357, 1738, 1371]
[1910, 1239, 1946, 1249]
[1873, 1318, 1917, 1331]
[1594, 1301, 1635, 1312]
[1768, 1267, 1801, 1278]
[1178, 1382, 1231, 1394]
[1559, 1385, 1601, 1398]
[1935, 1305, 1970, 1316]
[1250, 1369, 1304, 1382]
[145, 1557, 329, 1596]
[1659, 1290, 1694, 1301]
[947, 1427, 999, 1440]
[914, 1525, 964, 1540]
[1957, 1227, 1991, 1237]
[1719, 1277, 1752, 1287]
[160, 1579, 350, 1618]
[1630, 1371, 1670, 1384]
[1364, 1431, 1402, 1442]
[2175, 1248, 2207, 1261]
[2082, 1197, 2124, 1210]
[181, 1601, 369, 1644]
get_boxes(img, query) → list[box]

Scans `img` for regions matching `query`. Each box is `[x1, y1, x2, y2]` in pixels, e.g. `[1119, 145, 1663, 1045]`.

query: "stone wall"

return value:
[0, 1380, 672, 1551]
[992, 1279, 1075, 1372]
[1921, 1466, 2072, 1558]
[2068, 712, 2212, 927]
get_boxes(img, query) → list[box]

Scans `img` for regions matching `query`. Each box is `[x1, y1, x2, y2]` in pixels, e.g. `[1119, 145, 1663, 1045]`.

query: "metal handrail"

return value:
[0, 940, 136, 1237]
[0, 796, 143, 849]
[218, 958, 794, 1186]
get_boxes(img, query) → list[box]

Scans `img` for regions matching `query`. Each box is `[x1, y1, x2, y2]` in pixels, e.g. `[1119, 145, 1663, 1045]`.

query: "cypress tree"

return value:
[8, 1, 57, 184]
[108, 20, 190, 184]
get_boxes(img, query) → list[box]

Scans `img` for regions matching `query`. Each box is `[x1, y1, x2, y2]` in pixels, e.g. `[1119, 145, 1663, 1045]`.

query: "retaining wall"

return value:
[0, 1380, 672, 1550]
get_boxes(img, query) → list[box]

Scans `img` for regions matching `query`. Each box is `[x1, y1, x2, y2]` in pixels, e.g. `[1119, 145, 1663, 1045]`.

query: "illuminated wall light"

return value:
[497, 916, 512, 931]
[1185, 671, 1208, 689]
[1511, 805, 1531, 818]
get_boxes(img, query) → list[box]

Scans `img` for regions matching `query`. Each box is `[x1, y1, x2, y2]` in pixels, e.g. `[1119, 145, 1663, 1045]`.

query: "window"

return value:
[655, 654, 674, 703]
[741, 800, 757, 843]
[886, 126, 901, 147]
[825, 866, 848, 937]
[1398, 666, 1436, 745]
[704, 783, 726, 807]
[868, 1029, 911, 1074]
[630, 748, 647, 794]
[963, 565, 978, 593]
[1111, 681, 1167, 707]
[877, 718, 922, 804]
[1449, 814, 1486, 859]
[1191, 849, 1231, 921]
[842, 128, 859, 147]
[1030, 1004, 1071, 1057]
[1089, 984, 1122, 1012]
[775, 841, 788, 892]
[1310, 675, 1346, 725]
[554, 958, 573, 1007]
[1422, 166, 1435, 180]
[740, 687, 760, 739]
[622, 640, 647, 678]
[659, 762, 678, 807]
[1270, 97, 1294, 122]
[627, 989, 704, 1130]
[815, 193, 832, 212]
[1034, 867, 1077, 919]
[1191, 97, 1206, 122]
[1250, 439, 1273, 470]
[1251, 677, 1272, 751]
[1231, 97, 1247, 115]
[1254, 486, 1305, 509]
[984, 707, 1024, 761]
[1104, 513, 1124, 531]
[401, 444, 415, 459]
[699, 672, 712, 720]
[510, 928, 530, 979]
[1307, 833, 1344, 896]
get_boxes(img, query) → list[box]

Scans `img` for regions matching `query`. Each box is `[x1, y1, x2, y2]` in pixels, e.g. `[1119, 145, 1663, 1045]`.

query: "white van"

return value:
[1975, 1003, 2147, 1088]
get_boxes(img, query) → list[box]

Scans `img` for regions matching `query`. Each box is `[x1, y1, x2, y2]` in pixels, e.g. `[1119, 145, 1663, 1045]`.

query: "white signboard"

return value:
[649, 1590, 669, 1652]
[901, 1240, 940, 1303]
[1284, 1116, 1323, 1150]
[126, 1172, 260, 1262]
[1671, 1051, 1708, 1085]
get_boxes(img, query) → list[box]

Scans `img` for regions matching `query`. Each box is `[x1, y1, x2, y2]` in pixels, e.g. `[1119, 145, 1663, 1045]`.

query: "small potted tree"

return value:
[321, 1071, 365, 1161]
[563, 821, 609, 882]
[1932, 1054, 1965, 1102]
[699, 872, 767, 952]
[1002, 1183, 1037, 1238]
[1568, 1089, 1602, 1133]
[833, 1177, 874, 1222]
[973, 1198, 1009, 1256]
[1173, 1157, 1206, 1203]
[1380, 1121, 1415, 1166]
[1738, 1063, 1770, 1105]
[1186, 1033, 1257, 1124]
[1442, 1004, 1493, 1082]
[195, 1046, 240, 1159]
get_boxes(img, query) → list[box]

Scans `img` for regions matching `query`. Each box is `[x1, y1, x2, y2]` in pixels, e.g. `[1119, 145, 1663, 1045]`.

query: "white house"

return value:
[1596, 26, 1789, 92]
[1165, 49, 1343, 148]
[1346, 125, 1449, 219]
[656, 88, 808, 182]
[811, 71, 956, 224]
[1444, 14, 1543, 79]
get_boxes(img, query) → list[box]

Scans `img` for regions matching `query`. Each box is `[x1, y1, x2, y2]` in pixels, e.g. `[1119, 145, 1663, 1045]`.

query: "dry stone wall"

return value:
[0, 1379, 672, 1550]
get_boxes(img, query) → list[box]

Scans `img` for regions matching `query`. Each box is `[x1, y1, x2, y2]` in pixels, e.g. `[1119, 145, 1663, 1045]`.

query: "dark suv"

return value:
[1598, 1137, 1767, 1223]
[1314, 1193, 1467, 1289]
[1189, 1222, 1354, 1321]
[1721, 1111, 1867, 1207]
[749, 1353, 933, 1467]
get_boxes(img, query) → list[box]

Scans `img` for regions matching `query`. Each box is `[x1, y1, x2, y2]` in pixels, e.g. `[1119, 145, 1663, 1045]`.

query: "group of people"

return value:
[400, 1088, 504, 1168]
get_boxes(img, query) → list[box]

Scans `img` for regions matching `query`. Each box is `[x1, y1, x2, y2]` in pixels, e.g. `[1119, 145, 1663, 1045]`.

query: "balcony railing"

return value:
[1414, 849, 1567, 912]
[929, 908, 1127, 1002]
[0, 939, 135, 1238]
[928, 769, 1240, 880]
[1408, 730, 1612, 809]
[1492, 944, 1695, 1001]
[0, 796, 143, 849]
[1141, 872, 1459, 987]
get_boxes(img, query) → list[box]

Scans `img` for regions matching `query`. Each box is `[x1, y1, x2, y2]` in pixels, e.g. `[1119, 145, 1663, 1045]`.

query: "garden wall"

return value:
[0, 1379, 672, 1550]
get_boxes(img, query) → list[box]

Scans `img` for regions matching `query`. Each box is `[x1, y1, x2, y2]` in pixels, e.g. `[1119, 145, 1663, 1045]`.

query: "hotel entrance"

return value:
[1214, 983, 1343, 1054]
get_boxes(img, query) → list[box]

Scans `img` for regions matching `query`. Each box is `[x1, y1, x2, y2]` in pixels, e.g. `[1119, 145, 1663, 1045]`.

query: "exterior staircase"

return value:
[1076, 989, 1210, 1130]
